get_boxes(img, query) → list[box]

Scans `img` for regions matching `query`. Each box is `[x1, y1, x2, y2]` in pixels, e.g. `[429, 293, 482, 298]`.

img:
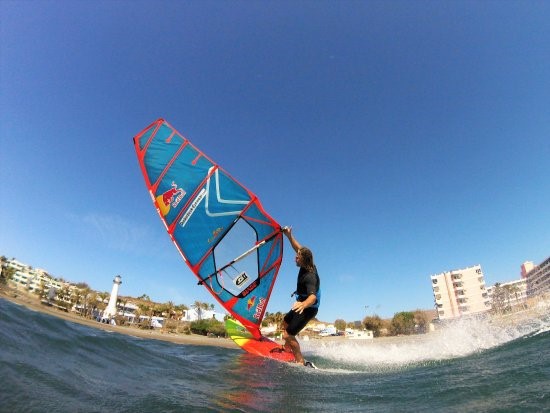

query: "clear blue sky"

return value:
[1, 1, 549, 322]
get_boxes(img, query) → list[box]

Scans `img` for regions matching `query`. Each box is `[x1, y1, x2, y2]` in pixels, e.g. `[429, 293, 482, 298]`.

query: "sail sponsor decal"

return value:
[156, 181, 186, 217]
[179, 188, 206, 227]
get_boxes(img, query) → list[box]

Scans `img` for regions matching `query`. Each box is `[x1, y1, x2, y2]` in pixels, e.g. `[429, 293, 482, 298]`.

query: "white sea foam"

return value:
[301, 301, 550, 369]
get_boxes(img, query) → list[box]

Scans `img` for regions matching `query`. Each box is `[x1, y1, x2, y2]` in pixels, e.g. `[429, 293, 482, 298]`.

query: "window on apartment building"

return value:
[435, 294, 441, 300]
[433, 286, 439, 292]
[432, 279, 438, 284]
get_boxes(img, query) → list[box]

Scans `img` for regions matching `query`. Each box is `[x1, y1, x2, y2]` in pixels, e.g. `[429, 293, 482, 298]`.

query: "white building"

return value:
[525, 256, 550, 298]
[486, 278, 527, 309]
[180, 308, 225, 322]
[431, 264, 491, 320]
[346, 329, 374, 340]
[4, 259, 63, 294]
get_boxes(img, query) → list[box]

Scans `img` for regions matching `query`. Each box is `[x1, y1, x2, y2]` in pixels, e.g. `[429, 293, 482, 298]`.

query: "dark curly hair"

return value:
[297, 247, 315, 272]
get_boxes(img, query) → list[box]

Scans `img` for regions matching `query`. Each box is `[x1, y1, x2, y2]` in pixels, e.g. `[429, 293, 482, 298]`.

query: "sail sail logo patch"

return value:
[208, 227, 223, 244]
[234, 272, 248, 287]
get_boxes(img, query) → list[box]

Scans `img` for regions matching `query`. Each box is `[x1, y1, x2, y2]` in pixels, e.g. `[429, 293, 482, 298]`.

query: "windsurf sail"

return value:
[133, 119, 283, 338]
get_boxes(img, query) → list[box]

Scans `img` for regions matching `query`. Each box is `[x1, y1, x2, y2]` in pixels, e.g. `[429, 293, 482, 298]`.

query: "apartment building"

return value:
[524, 256, 550, 297]
[3, 259, 63, 293]
[431, 264, 491, 320]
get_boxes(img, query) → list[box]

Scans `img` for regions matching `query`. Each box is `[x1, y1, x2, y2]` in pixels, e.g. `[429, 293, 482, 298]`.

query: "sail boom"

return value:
[199, 228, 282, 285]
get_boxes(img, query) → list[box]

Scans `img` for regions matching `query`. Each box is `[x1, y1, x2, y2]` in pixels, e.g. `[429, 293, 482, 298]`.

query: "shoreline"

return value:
[1, 289, 239, 349]
[1, 289, 411, 347]
[3, 288, 546, 350]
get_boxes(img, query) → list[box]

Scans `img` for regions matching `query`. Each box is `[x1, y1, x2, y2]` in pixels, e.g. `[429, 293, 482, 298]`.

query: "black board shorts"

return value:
[284, 307, 318, 336]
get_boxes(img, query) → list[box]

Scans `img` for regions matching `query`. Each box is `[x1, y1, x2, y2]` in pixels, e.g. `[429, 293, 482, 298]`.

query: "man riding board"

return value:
[281, 226, 320, 368]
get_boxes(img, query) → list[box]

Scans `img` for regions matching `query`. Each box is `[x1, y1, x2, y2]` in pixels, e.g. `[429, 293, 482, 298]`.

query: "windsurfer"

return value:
[282, 226, 321, 367]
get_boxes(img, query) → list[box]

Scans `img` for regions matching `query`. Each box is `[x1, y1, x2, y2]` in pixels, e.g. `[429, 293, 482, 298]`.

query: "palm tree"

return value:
[491, 283, 506, 314]
[81, 287, 91, 318]
[137, 302, 151, 326]
[175, 303, 189, 318]
[501, 285, 513, 312]
[133, 307, 142, 326]
[174, 303, 189, 332]
[166, 301, 175, 320]
[97, 292, 109, 313]
[87, 291, 98, 318]
[71, 288, 83, 313]
[262, 312, 273, 326]
[273, 312, 284, 329]
[35, 281, 47, 300]
[505, 284, 521, 310]
[0, 265, 16, 287]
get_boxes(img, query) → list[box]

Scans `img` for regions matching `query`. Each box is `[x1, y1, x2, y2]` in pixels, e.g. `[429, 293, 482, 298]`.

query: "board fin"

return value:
[303, 360, 318, 369]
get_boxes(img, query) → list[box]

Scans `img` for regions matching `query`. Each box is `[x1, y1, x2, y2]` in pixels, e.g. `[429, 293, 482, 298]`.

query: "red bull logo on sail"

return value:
[156, 181, 186, 217]
[247, 296, 256, 311]
[253, 297, 266, 320]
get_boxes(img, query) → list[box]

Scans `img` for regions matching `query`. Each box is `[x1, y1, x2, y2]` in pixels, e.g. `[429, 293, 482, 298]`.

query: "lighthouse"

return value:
[102, 275, 122, 322]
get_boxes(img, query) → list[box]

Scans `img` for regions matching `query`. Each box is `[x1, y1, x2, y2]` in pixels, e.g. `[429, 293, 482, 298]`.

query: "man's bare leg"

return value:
[285, 334, 304, 364]
[282, 322, 304, 364]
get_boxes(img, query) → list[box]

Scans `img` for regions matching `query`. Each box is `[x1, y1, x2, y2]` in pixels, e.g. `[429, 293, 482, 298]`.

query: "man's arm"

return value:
[283, 226, 302, 252]
[292, 294, 317, 314]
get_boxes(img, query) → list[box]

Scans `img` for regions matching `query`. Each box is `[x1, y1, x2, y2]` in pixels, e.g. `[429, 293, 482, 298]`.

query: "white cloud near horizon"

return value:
[82, 212, 150, 252]
[67, 212, 167, 257]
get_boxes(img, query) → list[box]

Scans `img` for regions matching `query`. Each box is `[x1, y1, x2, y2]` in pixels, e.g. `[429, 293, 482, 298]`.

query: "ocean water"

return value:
[1, 299, 549, 413]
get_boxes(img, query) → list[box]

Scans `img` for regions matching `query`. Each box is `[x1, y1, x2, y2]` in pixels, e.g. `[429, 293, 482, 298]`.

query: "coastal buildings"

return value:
[524, 256, 550, 297]
[181, 307, 225, 322]
[431, 255, 549, 320]
[1, 256, 225, 325]
[431, 264, 491, 320]
[486, 278, 527, 311]
[2, 259, 63, 294]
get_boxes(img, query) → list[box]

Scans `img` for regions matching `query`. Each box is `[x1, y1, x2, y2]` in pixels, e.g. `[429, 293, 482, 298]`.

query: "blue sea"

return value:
[1, 298, 549, 412]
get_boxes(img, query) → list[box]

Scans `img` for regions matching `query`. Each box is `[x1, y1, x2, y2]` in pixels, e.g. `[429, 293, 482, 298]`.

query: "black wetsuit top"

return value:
[295, 267, 321, 308]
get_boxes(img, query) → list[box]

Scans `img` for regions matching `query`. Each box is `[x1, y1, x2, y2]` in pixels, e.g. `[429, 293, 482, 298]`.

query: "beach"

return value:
[3, 286, 546, 352]
[0, 287, 433, 348]
[0, 288, 238, 349]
